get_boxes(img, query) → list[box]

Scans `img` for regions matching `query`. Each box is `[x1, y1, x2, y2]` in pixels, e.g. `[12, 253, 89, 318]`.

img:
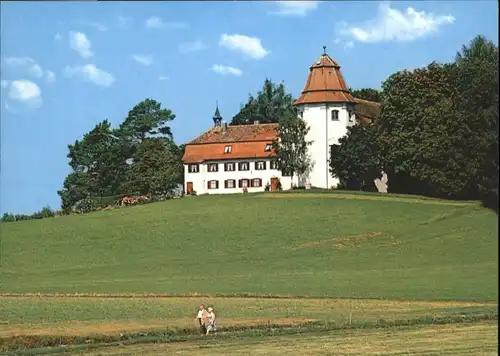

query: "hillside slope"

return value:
[1, 192, 497, 300]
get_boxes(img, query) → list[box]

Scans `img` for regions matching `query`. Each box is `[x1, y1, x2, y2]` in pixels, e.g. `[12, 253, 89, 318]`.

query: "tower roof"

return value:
[294, 46, 356, 105]
[213, 102, 222, 120]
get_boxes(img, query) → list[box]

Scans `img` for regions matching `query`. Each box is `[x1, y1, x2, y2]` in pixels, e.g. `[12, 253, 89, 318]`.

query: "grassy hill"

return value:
[2, 191, 497, 301]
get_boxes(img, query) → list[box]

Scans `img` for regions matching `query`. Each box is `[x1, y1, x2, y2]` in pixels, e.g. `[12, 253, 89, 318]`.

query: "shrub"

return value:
[76, 198, 101, 214]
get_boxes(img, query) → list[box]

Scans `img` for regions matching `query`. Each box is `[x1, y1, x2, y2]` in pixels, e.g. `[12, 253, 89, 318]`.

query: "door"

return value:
[270, 178, 279, 192]
[186, 182, 193, 194]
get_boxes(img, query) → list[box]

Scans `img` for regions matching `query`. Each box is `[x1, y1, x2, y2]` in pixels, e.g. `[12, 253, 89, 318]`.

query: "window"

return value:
[208, 163, 218, 172]
[224, 145, 232, 153]
[239, 162, 249, 171]
[348, 111, 354, 122]
[255, 161, 266, 170]
[300, 111, 304, 119]
[331, 110, 339, 121]
[265, 144, 272, 152]
[208, 180, 219, 189]
[251, 178, 262, 188]
[225, 179, 236, 189]
[224, 162, 235, 171]
[270, 161, 278, 170]
[238, 179, 249, 188]
[188, 164, 199, 173]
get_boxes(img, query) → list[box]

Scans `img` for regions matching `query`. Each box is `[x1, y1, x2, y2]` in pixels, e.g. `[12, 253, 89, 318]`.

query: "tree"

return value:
[58, 120, 125, 211]
[231, 96, 260, 125]
[273, 108, 312, 187]
[454, 35, 499, 210]
[127, 138, 183, 196]
[376, 62, 462, 197]
[330, 124, 382, 190]
[231, 79, 294, 125]
[117, 98, 175, 143]
[349, 88, 382, 102]
[58, 99, 183, 211]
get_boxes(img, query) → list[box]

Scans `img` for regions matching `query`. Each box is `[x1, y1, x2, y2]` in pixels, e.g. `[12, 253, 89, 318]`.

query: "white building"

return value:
[182, 47, 380, 194]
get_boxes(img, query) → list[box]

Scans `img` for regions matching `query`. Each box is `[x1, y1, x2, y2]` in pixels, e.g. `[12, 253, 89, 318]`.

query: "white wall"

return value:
[184, 158, 293, 195]
[297, 103, 355, 189]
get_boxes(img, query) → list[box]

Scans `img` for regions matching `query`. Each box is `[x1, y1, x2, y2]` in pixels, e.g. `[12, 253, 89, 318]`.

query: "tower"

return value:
[294, 46, 357, 189]
[213, 101, 223, 127]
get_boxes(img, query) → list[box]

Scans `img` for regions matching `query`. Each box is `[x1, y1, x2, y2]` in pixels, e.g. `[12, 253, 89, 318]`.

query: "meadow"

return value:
[0, 190, 497, 354]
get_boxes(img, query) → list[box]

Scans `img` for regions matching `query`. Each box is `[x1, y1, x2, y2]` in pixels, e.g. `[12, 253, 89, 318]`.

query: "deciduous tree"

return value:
[273, 108, 312, 187]
[330, 124, 382, 190]
[231, 79, 294, 125]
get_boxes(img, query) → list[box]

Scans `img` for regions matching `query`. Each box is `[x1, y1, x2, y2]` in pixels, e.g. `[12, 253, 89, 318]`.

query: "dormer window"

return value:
[331, 110, 339, 121]
[265, 144, 272, 152]
[224, 145, 232, 153]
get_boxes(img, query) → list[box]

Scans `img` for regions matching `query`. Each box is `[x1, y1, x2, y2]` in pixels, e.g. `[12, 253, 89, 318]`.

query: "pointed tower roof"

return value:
[213, 101, 222, 120]
[294, 46, 356, 105]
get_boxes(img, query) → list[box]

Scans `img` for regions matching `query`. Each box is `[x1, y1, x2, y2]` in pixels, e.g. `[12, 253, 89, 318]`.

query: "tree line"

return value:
[3, 34, 496, 221]
[330, 35, 498, 211]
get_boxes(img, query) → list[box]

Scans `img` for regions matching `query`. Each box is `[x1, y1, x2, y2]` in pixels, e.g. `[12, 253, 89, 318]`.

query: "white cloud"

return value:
[63, 64, 115, 87]
[45, 70, 56, 83]
[54, 32, 62, 41]
[117, 15, 133, 27]
[218, 34, 269, 60]
[132, 54, 154, 66]
[211, 64, 243, 77]
[4, 57, 42, 78]
[6, 80, 42, 107]
[145, 16, 189, 29]
[3, 57, 55, 81]
[179, 40, 207, 54]
[69, 31, 93, 58]
[77, 21, 107, 32]
[158, 76, 169, 81]
[337, 2, 455, 43]
[333, 38, 354, 49]
[271, 1, 319, 16]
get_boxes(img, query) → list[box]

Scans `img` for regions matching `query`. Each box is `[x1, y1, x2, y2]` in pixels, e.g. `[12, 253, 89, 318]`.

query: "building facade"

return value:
[182, 47, 380, 194]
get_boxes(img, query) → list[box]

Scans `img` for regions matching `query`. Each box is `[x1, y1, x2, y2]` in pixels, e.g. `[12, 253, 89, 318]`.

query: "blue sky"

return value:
[1, 1, 498, 214]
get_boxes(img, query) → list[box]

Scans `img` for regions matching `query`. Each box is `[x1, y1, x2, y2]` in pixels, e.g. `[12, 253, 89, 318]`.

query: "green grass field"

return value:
[1, 191, 497, 354]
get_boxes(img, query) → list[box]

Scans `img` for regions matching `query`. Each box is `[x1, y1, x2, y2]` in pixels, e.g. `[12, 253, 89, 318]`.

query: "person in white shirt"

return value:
[195, 305, 208, 334]
[206, 307, 216, 335]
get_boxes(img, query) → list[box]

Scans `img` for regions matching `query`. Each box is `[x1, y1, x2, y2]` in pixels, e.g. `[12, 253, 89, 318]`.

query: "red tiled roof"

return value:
[187, 123, 278, 145]
[183, 123, 278, 163]
[354, 98, 381, 125]
[183, 141, 276, 164]
[294, 52, 357, 105]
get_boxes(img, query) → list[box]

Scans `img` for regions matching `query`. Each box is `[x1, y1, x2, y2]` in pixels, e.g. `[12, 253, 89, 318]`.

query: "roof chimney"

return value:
[222, 121, 228, 134]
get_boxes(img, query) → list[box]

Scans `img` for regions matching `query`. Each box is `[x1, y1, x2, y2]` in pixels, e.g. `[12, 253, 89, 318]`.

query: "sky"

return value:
[0, 1, 498, 214]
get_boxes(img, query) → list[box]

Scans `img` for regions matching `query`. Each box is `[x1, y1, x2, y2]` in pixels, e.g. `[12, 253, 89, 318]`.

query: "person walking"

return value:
[206, 307, 217, 335]
[195, 305, 208, 334]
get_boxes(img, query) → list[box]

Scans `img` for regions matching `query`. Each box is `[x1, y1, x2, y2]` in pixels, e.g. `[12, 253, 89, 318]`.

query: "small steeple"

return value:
[213, 101, 223, 127]
[323, 45, 327, 55]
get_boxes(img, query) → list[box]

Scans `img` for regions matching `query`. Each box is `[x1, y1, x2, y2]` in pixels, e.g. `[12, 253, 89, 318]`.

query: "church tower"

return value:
[213, 101, 223, 127]
[294, 46, 357, 189]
